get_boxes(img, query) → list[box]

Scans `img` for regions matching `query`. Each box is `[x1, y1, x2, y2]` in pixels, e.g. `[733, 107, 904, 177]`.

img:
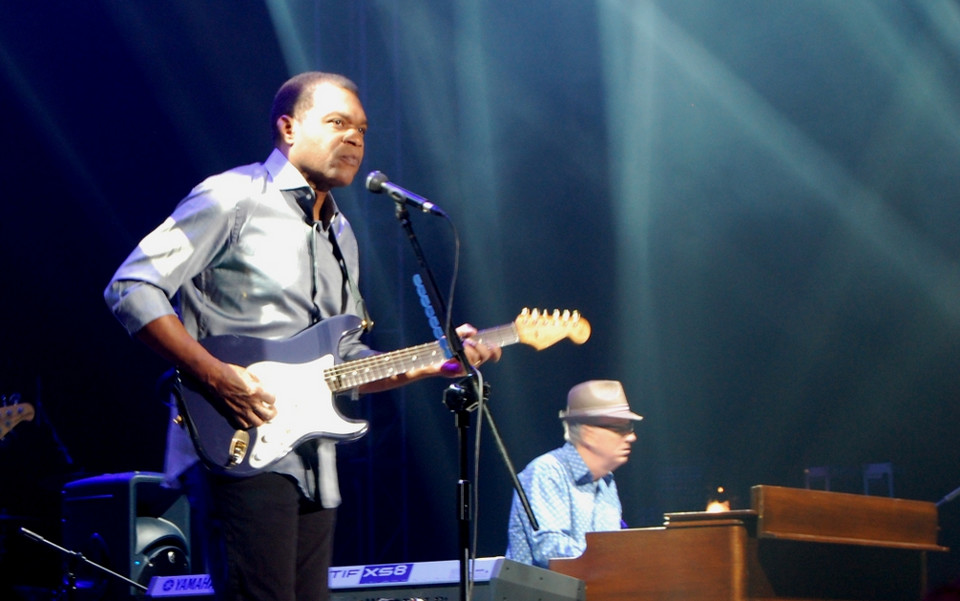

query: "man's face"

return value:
[283, 82, 368, 192]
[579, 418, 637, 474]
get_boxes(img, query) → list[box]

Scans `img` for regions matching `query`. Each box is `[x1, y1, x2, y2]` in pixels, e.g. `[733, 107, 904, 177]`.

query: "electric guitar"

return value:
[0, 399, 35, 440]
[179, 308, 590, 476]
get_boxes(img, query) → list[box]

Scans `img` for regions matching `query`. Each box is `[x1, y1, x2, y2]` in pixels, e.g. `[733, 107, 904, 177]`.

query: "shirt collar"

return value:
[560, 442, 613, 486]
[266, 148, 341, 224]
[265, 147, 310, 191]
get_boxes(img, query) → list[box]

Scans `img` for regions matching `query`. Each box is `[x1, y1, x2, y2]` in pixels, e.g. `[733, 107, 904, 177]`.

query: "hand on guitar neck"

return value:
[359, 322, 503, 394]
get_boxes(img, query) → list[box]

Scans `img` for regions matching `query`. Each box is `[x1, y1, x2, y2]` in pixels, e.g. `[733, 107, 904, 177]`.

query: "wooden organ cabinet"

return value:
[550, 485, 946, 601]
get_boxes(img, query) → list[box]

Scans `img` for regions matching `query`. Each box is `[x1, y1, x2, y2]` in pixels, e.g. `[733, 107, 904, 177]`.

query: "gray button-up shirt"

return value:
[105, 148, 372, 507]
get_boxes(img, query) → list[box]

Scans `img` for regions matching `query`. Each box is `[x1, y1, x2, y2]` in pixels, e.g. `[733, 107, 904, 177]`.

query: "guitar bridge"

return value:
[228, 430, 250, 466]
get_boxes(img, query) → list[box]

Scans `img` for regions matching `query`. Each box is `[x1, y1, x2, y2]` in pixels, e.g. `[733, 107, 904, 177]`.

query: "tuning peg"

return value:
[517, 307, 585, 324]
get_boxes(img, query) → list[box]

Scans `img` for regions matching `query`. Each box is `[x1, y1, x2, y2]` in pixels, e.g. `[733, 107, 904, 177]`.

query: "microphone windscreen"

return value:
[365, 171, 388, 193]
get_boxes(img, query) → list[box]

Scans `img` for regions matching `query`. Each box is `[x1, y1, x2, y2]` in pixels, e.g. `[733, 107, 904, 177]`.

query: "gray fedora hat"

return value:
[559, 380, 644, 421]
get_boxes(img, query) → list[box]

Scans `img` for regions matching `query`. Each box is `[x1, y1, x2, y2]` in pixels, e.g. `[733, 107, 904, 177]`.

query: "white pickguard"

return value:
[244, 354, 367, 469]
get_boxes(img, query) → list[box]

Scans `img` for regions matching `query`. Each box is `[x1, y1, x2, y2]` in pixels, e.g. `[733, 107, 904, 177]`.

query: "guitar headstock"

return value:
[515, 308, 591, 350]
[1, 399, 35, 440]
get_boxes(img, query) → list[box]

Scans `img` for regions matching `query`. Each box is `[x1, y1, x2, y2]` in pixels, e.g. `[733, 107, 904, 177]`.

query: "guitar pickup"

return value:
[228, 430, 250, 466]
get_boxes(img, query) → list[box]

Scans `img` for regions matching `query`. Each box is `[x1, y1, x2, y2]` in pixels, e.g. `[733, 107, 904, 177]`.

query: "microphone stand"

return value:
[19, 527, 148, 600]
[392, 203, 537, 601]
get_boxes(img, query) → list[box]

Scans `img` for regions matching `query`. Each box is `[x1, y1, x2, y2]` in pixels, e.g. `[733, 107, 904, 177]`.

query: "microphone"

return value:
[365, 171, 446, 217]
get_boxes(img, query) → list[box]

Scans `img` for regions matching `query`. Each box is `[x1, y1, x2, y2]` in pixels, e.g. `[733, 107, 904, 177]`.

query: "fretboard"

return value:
[324, 323, 519, 392]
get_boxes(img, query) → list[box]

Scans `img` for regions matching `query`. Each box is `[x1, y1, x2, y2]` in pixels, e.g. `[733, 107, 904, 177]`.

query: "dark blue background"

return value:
[2, 0, 960, 593]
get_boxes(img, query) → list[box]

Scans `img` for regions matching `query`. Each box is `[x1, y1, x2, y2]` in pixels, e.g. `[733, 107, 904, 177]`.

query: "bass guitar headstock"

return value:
[1, 395, 35, 440]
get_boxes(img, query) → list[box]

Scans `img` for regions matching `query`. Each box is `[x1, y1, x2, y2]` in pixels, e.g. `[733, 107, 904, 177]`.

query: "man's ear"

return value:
[276, 115, 296, 145]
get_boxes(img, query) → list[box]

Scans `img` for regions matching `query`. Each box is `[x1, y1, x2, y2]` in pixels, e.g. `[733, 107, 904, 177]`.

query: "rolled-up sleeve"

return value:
[104, 278, 178, 335]
[104, 180, 238, 336]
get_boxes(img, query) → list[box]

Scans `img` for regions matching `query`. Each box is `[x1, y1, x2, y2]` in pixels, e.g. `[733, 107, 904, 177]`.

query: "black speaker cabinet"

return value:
[62, 471, 191, 600]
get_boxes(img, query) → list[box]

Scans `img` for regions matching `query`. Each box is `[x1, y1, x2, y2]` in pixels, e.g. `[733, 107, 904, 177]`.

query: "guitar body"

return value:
[179, 314, 369, 477]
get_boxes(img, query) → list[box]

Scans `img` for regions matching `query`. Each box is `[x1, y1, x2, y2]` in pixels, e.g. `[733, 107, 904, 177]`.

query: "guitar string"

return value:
[323, 324, 518, 378]
[323, 315, 583, 390]
[324, 324, 521, 390]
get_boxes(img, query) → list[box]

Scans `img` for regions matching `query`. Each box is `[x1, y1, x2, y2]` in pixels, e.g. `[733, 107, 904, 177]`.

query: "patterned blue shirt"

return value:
[505, 442, 624, 568]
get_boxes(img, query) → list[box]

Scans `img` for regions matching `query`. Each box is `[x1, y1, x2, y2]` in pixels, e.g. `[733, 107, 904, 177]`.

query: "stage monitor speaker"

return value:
[62, 471, 191, 600]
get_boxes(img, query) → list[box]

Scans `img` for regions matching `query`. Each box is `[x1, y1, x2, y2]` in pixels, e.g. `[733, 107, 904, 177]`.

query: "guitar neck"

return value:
[324, 323, 519, 393]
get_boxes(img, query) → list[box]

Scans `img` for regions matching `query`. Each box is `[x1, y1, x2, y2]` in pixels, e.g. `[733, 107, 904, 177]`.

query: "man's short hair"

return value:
[563, 420, 583, 445]
[270, 71, 360, 142]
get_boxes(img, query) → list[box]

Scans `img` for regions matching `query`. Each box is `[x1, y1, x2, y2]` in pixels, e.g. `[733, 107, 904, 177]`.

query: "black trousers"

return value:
[184, 465, 336, 601]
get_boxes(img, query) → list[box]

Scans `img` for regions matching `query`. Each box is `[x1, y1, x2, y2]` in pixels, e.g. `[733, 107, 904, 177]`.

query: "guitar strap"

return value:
[283, 186, 369, 332]
[326, 226, 374, 332]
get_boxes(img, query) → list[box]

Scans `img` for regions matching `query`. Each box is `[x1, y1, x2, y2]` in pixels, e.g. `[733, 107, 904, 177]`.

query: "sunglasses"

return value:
[584, 421, 635, 436]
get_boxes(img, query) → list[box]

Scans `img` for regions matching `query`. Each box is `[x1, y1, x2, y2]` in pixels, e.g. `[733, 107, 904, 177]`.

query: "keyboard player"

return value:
[505, 380, 643, 568]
